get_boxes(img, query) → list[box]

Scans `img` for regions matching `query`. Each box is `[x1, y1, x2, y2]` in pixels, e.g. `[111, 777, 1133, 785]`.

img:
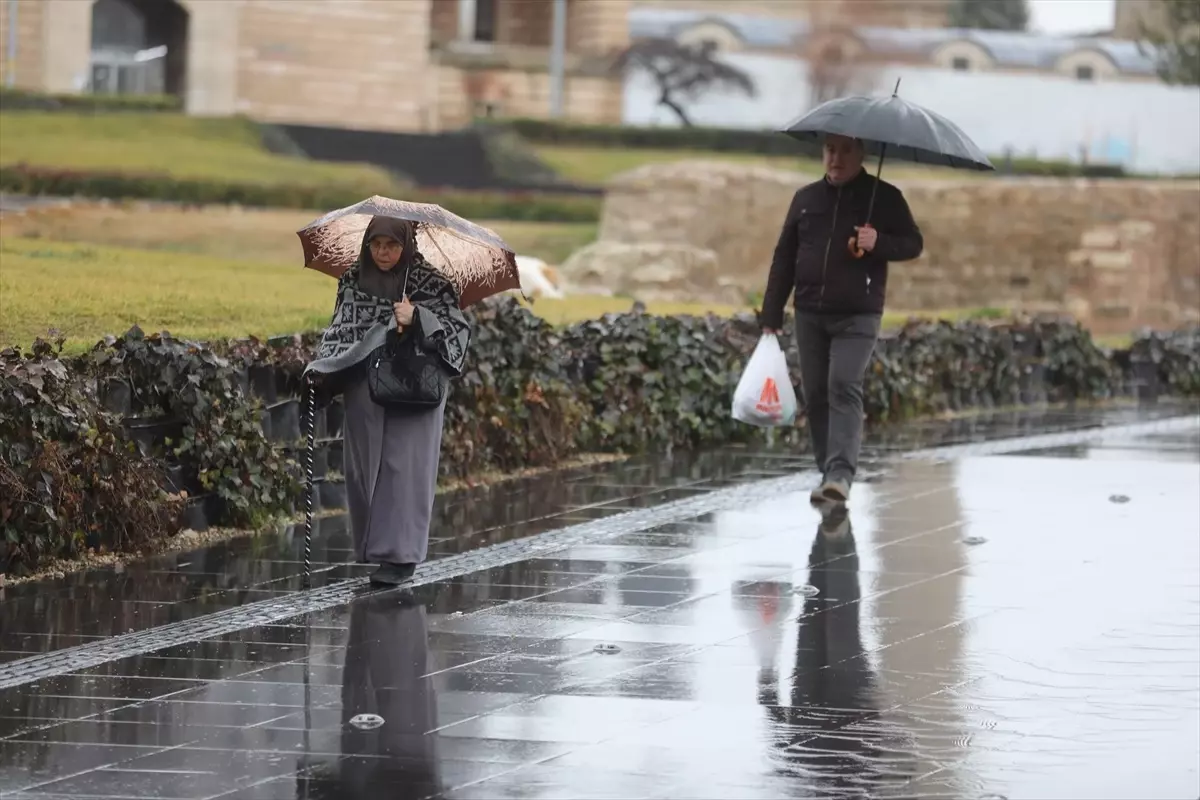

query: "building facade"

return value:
[0, 0, 631, 131]
[1113, 0, 1168, 40]
[630, 6, 1163, 83]
[633, 0, 955, 31]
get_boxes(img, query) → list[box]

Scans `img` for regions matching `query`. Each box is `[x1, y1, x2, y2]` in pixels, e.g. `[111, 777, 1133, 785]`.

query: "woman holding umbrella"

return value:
[762, 85, 994, 505]
[297, 197, 520, 586]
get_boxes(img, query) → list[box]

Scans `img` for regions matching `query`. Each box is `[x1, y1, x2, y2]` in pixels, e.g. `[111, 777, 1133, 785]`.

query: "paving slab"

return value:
[0, 406, 1198, 799]
[1, 403, 1190, 665]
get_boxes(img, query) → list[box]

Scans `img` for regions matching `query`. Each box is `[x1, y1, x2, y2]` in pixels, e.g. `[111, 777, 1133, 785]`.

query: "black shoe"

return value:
[369, 562, 417, 586]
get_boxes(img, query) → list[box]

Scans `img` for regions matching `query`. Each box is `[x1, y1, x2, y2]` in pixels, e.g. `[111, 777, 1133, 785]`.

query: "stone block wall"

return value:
[599, 162, 1200, 332]
[237, 0, 437, 130]
[0, 0, 46, 90]
[5, 0, 625, 132]
[436, 64, 623, 129]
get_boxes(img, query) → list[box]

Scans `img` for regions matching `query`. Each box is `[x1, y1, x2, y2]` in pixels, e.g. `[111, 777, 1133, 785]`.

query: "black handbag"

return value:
[365, 263, 451, 411]
[366, 318, 450, 412]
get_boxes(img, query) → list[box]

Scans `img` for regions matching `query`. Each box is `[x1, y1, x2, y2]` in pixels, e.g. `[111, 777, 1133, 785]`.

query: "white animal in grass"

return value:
[513, 255, 565, 301]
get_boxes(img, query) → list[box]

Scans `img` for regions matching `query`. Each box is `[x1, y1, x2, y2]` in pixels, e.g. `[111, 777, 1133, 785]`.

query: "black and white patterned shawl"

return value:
[304, 254, 471, 381]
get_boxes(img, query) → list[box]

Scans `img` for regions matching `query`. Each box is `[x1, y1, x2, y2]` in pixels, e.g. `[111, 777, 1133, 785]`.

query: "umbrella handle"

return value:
[847, 223, 873, 259]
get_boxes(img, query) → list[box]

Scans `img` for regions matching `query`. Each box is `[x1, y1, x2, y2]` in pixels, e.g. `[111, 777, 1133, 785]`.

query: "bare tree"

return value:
[1138, 0, 1200, 86]
[612, 38, 757, 127]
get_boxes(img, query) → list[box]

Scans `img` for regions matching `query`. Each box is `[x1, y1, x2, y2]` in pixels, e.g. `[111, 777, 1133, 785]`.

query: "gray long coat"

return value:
[305, 239, 470, 567]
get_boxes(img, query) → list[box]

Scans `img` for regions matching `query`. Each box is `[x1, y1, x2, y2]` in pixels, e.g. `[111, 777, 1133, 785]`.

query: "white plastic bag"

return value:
[732, 334, 797, 427]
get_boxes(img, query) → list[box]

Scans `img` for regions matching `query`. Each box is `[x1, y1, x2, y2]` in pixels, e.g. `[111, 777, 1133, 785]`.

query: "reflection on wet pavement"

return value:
[1, 403, 1192, 663]
[0, 409, 1198, 799]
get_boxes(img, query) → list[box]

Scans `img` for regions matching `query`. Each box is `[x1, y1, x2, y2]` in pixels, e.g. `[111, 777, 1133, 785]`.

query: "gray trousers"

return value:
[794, 313, 881, 482]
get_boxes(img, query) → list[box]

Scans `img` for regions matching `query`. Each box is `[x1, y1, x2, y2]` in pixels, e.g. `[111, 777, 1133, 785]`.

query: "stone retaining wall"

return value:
[598, 162, 1200, 333]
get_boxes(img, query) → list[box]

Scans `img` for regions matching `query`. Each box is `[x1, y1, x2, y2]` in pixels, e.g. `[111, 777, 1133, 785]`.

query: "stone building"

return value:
[0, 0, 630, 131]
[631, 6, 1162, 83]
[634, 0, 955, 31]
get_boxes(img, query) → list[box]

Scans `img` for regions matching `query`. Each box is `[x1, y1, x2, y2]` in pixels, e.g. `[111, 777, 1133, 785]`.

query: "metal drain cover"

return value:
[349, 713, 385, 730]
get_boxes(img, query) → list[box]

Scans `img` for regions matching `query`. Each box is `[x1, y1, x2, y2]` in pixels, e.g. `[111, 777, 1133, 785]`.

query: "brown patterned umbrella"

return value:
[297, 195, 520, 308]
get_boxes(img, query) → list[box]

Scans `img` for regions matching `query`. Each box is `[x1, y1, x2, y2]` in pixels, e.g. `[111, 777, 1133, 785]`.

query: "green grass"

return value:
[1, 205, 597, 266]
[0, 237, 333, 351]
[0, 236, 739, 351]
[530, 144, 992, 186]
[0, 235, 1062, 353]
[0, 112, 397, 190]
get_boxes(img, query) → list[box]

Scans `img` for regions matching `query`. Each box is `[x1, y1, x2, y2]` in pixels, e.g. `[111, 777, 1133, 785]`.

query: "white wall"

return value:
[622, 54, 1200, 175]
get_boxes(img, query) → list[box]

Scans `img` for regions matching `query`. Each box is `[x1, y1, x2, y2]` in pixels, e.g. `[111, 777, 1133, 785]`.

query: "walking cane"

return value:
[301, 375, 317, 589]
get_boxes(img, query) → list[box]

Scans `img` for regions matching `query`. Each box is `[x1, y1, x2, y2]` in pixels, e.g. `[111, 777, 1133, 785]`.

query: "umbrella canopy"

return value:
[297, 195, 520, 309]
[783, 93, 994, 172]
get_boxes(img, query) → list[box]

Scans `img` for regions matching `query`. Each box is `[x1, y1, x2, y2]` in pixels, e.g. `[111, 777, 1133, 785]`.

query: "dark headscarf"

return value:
[357, 216, 418, 301]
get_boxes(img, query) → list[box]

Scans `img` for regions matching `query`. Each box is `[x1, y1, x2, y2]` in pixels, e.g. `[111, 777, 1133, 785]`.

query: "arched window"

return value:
[933, 40, 994, 73]
[1056, 49, 1117, 82]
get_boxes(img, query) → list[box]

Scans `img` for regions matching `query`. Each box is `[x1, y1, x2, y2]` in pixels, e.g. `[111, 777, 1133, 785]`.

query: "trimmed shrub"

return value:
[3, 305, 1196, 576]
[1128, 326, 1200, 397]
[0, 164, 603, 222]
[0, 339, 182, 572]
[444, 300, 587, 475]
[80, 327, 298, 529]
[0, 88, 182, 113]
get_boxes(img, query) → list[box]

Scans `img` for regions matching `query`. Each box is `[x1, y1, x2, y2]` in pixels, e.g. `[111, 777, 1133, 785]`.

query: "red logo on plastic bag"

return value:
[756, 378, 783, 417]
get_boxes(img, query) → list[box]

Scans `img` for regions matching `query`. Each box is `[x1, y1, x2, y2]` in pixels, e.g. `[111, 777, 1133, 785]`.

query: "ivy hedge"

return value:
[2, 303, 1197, 576]
[0, 164, 603, 222]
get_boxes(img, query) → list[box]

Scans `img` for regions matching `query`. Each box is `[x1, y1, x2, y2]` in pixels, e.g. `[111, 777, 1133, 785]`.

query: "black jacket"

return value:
[760, 169, 923, 328]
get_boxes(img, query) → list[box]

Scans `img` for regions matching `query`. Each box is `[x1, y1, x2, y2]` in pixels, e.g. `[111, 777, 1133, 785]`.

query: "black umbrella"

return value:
[782, 79, 994, 257]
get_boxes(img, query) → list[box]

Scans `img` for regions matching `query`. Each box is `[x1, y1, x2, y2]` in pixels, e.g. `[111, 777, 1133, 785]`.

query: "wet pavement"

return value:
[0, 403, 1192, 663]
[1, 406, 1198, 798]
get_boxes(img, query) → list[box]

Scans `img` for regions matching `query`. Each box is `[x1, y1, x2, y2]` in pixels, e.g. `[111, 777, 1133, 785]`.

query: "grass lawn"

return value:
[531, 144, 990, 186]
[0, 206, 1026, 351]
[0, 232, 1004, 352]
[0, 236, 747, 351]
[0, 237, 332, 351]
[0, 112, 397, 191]
[1, 205, 597, 266]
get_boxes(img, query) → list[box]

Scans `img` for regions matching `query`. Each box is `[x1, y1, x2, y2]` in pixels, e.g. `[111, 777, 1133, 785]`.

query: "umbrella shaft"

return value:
[864, 143, 888, 224]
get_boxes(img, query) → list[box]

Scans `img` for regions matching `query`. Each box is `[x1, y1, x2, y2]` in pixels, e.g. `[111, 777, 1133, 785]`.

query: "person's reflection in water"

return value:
[760, 505, 913, 798]
[303, 589, 443, 799]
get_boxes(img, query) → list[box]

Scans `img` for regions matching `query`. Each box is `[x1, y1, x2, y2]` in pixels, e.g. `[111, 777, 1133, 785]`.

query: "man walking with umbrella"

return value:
[762, 87, 993, 505]
[760, 133, 922, 505]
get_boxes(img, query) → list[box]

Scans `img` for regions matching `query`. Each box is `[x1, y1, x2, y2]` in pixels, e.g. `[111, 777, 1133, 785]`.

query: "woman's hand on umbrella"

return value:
[394, 297, 415, 328]
[854, 225, 877, 252]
